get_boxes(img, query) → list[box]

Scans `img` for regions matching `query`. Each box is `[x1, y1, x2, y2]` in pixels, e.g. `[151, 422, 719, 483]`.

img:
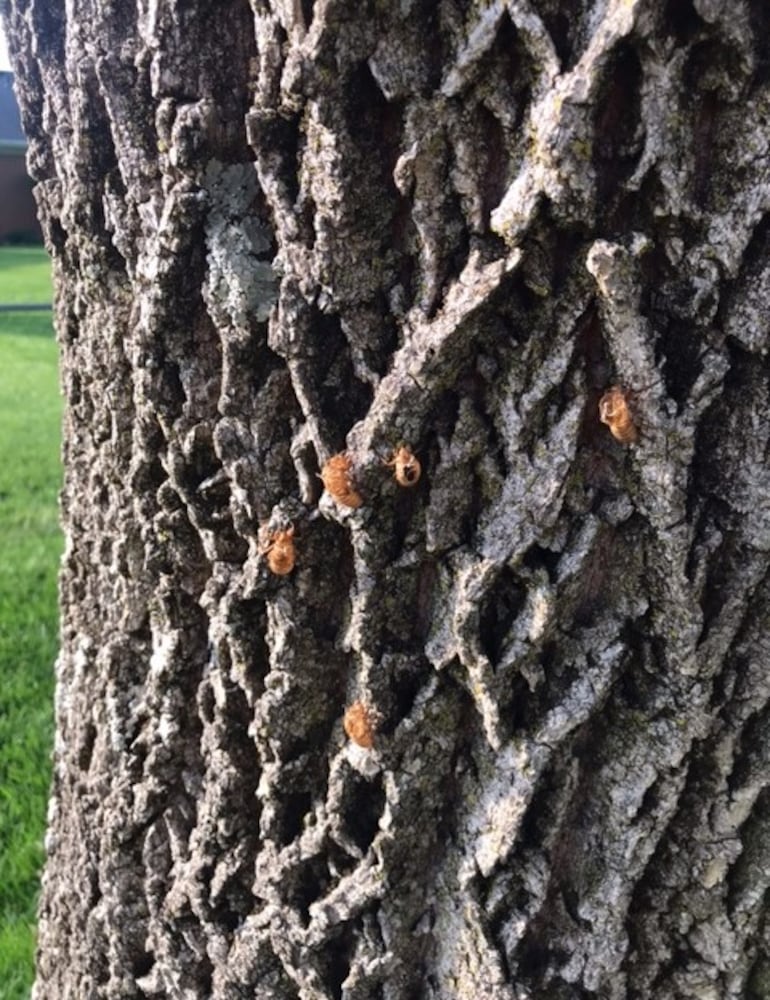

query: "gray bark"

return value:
[6, 0, 770, 997]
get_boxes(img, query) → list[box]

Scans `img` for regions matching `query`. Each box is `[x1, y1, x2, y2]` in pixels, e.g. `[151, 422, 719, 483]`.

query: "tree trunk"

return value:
[7, 0, 770, 996]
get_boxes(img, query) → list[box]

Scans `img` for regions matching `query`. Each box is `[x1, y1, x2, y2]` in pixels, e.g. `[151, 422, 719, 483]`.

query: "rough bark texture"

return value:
[6, 0, 770, 997]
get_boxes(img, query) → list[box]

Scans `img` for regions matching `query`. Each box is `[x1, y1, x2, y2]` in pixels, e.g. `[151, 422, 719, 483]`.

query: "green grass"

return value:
[0, 247, 53, 305]
[0, 246, 60, 999]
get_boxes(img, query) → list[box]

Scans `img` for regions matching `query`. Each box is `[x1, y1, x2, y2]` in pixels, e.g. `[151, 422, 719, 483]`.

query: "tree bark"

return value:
[6, 0, 770, 996]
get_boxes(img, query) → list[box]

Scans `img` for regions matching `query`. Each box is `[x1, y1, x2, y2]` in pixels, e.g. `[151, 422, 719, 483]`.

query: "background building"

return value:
[0, 71, 41, 243]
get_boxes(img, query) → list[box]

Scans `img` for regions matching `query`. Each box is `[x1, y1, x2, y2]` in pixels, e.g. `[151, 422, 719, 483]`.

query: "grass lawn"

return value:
[0, 247, 53, 305]
[0, 245, 60, 998]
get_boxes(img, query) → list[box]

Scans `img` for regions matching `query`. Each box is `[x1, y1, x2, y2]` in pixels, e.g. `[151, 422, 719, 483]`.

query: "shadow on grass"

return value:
[0, 312, 54, 339]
